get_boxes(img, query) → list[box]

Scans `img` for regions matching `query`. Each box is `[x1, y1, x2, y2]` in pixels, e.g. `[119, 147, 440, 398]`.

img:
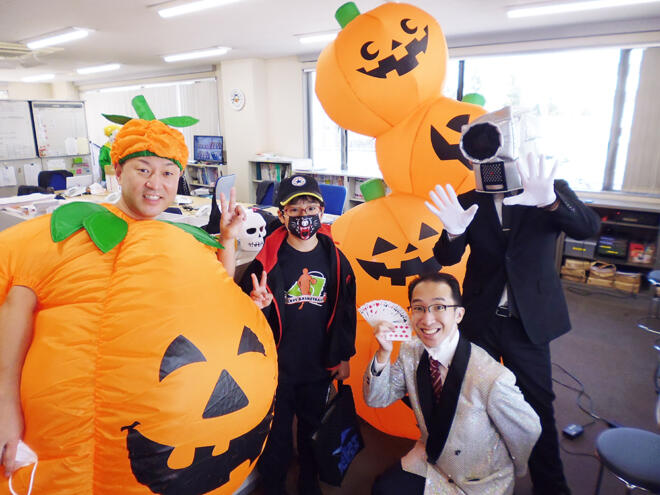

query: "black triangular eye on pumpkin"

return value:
[159, 335, 207, 382]
[203, 370, 249, 418]
[419, 223, 438, 240]
[447, 114, 470, 133]
[400, 18, 417, 34]
[373, 237, 397, 256]
[404, 243, 417, 253]
[238, 326, 266, 356]
[360, 41, 379, 60]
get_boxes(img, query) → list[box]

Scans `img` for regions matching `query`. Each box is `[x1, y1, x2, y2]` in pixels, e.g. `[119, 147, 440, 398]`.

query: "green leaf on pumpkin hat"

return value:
[101, 95, 198, 128]
[101, 114, 132, 125]
[159, 116, 199, 128]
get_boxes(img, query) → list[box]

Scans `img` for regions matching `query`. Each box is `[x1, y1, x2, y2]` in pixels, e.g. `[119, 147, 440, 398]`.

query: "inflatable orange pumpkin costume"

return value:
[0, 98, 277, 495]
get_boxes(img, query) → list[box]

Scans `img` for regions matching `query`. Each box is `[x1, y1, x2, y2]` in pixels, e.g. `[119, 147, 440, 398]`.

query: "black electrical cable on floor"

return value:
[552, 362, 621, 428]
[550, 362, 621, 459]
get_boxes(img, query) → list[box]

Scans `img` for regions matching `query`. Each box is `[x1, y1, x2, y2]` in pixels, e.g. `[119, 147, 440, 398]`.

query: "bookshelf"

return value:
[185, 163, 229, 192]
[296, 170, 384, 210]
[556, 197, 660, 293]
[248, 156, 311, 203]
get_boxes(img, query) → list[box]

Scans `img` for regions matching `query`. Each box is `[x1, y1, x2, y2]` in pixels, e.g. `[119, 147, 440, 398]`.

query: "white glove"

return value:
[503, 153, 558, 207]
[426, 184, 478, 236]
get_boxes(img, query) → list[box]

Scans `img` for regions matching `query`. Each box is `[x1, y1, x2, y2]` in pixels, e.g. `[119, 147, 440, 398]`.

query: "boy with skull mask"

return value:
[240, 174, 357, 495]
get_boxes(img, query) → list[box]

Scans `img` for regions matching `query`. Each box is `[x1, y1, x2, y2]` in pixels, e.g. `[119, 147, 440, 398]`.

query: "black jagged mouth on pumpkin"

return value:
[430, 114, 473, 170]
[121, 400, 274, 495]
[356, 256, 441, 286]
[357, 25, 429, 79]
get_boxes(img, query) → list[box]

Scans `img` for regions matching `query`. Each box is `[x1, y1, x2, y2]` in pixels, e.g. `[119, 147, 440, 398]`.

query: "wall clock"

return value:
[230, 89, 245, 111]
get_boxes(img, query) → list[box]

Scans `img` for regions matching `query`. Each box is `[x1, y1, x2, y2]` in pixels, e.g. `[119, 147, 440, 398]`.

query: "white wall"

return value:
[217, 58, 269, 201]
[7, 82, 53, 100]
[217, 56, 306, 201]
[265, 57, 305, 157]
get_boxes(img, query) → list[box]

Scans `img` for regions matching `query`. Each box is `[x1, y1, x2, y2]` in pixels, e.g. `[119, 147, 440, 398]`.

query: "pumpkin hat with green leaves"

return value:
[104, 95, 198, 170]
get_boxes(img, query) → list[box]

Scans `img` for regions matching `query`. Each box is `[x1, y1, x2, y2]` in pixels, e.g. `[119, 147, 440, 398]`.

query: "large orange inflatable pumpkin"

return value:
[0, 203, 277, 495]
[332, 192, 468, 439]
[376, 97, 487, 199]
[315, 2, 447, 137]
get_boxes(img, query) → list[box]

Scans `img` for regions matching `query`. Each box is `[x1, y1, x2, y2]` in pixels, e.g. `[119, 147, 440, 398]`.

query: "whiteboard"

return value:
[32, 101, 90, 158]
[0, 100, 37, 160]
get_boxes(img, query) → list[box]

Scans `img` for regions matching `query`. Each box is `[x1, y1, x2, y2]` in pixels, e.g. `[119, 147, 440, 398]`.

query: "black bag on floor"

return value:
[310, 380, 364, 486]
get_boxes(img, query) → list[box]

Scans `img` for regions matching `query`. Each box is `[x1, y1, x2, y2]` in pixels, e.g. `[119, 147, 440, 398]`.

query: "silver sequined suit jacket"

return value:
[364, 337, 541, 495]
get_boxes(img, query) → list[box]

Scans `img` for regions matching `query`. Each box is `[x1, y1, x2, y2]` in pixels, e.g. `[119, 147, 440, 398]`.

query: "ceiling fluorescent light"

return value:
[163, 46, 230, 62]
[298, 32, 338, 44]
[26, 27, 90, 50]
[77, 63, 121, 75]
[158, 0, 242, 18]
[508, 0, 660, 18]
[22, 73, 55, 82]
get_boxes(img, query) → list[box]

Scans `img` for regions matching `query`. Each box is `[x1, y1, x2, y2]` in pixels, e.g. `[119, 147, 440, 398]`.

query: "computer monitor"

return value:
[193, 135, 224, 163]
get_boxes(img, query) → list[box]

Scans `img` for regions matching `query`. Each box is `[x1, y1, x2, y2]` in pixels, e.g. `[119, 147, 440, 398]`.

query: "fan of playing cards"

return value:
[358, 300, 412, 341]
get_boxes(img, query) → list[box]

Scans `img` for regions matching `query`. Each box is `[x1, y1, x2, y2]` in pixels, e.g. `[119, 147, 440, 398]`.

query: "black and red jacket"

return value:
[239, 224, 357, 370]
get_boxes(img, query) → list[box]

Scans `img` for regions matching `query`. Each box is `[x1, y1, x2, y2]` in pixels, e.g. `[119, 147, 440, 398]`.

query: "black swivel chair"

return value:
[37, 170, 73, 191]
[594, 427, 660, 494]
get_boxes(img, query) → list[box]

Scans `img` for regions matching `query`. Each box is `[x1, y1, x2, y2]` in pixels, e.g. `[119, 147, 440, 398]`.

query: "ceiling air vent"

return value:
[0, 42, 32, 58]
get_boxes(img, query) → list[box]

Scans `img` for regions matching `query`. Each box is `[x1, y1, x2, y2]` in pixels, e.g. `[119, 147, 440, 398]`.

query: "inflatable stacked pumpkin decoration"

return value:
[317, 2, 480, 438]
[0, 96, 277, 495]
[316, 1, 486, 200]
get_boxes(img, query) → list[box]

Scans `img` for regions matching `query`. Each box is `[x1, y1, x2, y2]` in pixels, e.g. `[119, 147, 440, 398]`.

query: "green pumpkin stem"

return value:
[360, 178, 387, 202]
[132, 95, 156, 121]
[335, 2, 360, 29]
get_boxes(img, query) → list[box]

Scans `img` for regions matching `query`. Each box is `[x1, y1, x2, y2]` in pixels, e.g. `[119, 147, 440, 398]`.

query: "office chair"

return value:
[202, 174, 236, 235]
[319, 183, 347, 216]
[38, 170, 73, 191]
[594, 427, 660, 494]
[214, 174, 236, 202]
[177, 175, 191, 196]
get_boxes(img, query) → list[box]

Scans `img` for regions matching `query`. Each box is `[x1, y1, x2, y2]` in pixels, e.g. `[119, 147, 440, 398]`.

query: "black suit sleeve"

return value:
[433, 229, 468, 267]
[548, 180, 601, 240]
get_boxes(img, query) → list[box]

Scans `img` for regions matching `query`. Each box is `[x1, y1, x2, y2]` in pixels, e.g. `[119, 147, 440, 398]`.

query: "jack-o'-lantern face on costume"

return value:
[122, 328, 274, 495]
[316, 2, 447, 137]
[376, 97, 487, 199]
[332, 192, 468, 439]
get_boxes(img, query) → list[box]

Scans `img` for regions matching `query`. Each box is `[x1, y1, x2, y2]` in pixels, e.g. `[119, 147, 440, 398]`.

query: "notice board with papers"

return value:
[0, 100, 37, 160]
[32, 101, 90, 158]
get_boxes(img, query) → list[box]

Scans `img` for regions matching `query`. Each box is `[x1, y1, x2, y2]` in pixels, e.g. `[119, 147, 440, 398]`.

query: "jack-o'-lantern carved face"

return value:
[122, 326, 274, 495]
[376, 97, 487, 199]
[316, 2, 447, 137]
[332, 192, 469, 439]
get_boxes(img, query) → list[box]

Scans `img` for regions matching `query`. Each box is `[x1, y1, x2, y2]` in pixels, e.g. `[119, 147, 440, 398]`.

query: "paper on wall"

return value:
[46, 159, 66, 171]
[23, 162, 42, 186]
[1, 165, 17, 186]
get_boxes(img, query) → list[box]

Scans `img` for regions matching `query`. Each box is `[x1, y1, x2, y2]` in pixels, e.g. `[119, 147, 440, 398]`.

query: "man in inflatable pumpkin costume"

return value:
[0, 96, 277, 495]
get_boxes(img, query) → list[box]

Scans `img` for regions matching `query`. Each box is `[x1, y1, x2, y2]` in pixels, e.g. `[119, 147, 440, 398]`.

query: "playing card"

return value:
[358, 300, 412, 341]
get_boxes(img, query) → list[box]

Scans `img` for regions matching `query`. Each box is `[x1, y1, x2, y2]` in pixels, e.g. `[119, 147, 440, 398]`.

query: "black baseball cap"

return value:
[275, 174, 324, 206]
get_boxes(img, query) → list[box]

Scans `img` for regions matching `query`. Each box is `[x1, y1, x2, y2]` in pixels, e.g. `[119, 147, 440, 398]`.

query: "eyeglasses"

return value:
[283, 204, 321, 216]
[408, 304, 461, 316]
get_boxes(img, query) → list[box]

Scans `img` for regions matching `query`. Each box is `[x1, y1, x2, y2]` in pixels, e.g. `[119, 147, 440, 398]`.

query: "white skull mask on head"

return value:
[238, 210, 267, 251]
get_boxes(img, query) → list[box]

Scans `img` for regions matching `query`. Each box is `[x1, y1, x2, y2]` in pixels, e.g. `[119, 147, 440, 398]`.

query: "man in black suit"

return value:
[427, 153, 600, 495]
